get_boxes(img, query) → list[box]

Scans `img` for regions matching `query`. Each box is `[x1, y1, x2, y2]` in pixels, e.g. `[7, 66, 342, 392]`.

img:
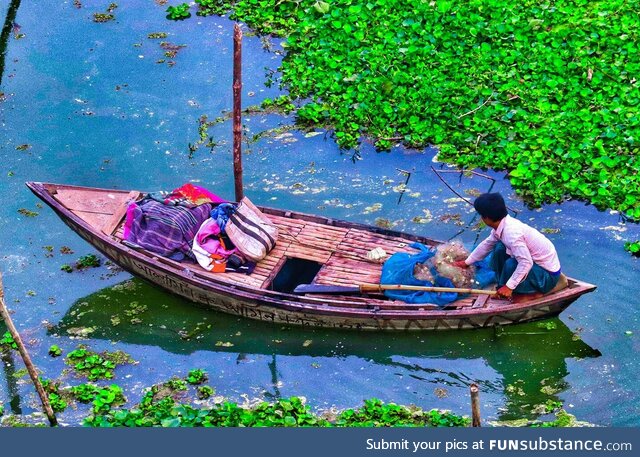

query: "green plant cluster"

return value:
[625, 240, 640, 256]
[48, 345, 63, 357]
[92, 385, 126, 413]
[84, 390, 469, 427]
[260, 95, 296, 114]
[184, 0, 640, 219]
[0, 331, 17, 351]
[197, 385, 214, 399]
[166, 3, 191, 20]
[61, 254, 102, 273]
[335, 398, 470, 427]
[532, 409, 576, 427]
[186, 369, 208, 385]
[195, 0, 233, 17]
[65, 347, 131, 381]
[71, 383, 101, 403]
[40, 379, 68, 413]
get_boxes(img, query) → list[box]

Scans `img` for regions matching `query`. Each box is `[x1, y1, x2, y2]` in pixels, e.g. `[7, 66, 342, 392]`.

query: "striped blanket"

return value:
[125, 198, 213, 261]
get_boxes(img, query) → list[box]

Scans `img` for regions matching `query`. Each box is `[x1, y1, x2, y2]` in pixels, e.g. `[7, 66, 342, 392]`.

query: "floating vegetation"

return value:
[164, 377, 188, 392]
[541, 228, 561, 234]
[412, 209, 433, 224]
[172, 0, 640, 220]
[60, 246, 73, 255]
[40, 379, 68, 413]
[0, 332, 18, 351]
[65, 346, 135, 381]
[17, 208, 38, 217]
[123, 301, 147, 325]
[537, 321, 558, 331]
[625, 241, 640, 257]
[60, 254, 101, 273]
[165, 3, 191, 20]
[156, 41, 186, 65]
[439, 213, 463, 226]
[362, 203, 382, 214]
[92, 13, 114, 23]
[147, 32, 168, 39]
[195, 0, 232, 17]
[197, 385, 214, 399]
[107, 3, 118, 13]
[260, 95, 296, 115]
[48, 345, 63, 357]
[15, 144, 30, 151]
[186, 369, 208, 385]
[83, 390, 470, 428]
[374, 218, 395, 229]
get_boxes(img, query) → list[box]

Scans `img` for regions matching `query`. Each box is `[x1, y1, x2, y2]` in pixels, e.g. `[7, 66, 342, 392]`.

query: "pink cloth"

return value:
[465, 215, 561, 290]
[192, 218, 237, 271]
[123, 201, 137, 240]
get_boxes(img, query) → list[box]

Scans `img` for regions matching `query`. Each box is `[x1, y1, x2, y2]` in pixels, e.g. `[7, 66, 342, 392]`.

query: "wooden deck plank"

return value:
[55, 188, 127, 215]
[102, 191, 141, 236]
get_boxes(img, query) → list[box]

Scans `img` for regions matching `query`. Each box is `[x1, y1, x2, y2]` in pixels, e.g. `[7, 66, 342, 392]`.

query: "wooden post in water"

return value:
[232, 23, 244, 202]
[0, 273, 57, 426]
[470, 383, 481, 427]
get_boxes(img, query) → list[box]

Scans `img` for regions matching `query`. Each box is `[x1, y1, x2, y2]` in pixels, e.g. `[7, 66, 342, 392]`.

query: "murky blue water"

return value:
[1, 1, 639, 426]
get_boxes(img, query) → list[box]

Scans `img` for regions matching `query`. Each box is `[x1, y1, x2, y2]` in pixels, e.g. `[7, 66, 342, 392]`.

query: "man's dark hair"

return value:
[474, 193, 508, 221]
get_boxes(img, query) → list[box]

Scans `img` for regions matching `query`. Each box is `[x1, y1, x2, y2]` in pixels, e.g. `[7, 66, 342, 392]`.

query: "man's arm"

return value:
[465, 231, 499, 265]
[504, 237, 533, 290]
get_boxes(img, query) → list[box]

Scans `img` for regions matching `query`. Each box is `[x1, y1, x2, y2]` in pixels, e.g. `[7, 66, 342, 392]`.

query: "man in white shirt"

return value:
[454, 193, 565, 299]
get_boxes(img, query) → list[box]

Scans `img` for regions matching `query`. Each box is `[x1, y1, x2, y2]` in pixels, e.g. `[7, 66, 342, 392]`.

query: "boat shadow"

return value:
[48, 278, 601, 421]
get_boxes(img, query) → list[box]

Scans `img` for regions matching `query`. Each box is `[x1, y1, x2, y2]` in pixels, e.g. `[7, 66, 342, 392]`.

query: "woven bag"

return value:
[225, 197, 278, 262]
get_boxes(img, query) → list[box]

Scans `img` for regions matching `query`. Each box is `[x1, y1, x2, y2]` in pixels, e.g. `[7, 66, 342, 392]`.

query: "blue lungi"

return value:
[490, 242, 560, 294]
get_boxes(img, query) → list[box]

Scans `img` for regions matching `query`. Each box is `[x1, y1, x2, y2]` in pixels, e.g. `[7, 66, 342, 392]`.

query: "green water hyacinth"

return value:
[625, 241, 640, 257]
[181, 0, 640, 219]
[166, 3, 191, 20]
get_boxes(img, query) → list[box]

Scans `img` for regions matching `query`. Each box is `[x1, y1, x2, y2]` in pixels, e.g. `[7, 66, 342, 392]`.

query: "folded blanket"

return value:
[125, 198, 213, 261]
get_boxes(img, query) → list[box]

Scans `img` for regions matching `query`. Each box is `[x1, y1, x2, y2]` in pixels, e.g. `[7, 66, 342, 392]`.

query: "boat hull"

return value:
[29, 182, 595, 331]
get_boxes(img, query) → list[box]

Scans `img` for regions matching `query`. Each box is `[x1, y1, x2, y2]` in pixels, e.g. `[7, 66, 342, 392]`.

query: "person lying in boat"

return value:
[454, 192, 567, 299]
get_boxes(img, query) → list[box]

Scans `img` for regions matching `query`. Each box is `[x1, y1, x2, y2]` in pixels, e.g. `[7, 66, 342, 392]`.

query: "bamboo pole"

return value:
[470, 383, 481, 427]
[360, 284, 497, 296]
[0, 273, 57, 426]
[232, 23, 244, 202]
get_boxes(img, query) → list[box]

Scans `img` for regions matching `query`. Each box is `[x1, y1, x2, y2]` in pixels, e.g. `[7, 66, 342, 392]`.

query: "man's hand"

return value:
[453, 260, 468, 268]
[496, 285, 513, 299]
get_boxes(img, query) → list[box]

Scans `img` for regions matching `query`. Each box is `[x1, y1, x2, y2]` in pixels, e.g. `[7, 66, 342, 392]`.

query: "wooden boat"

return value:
[27, 182, 597, 331]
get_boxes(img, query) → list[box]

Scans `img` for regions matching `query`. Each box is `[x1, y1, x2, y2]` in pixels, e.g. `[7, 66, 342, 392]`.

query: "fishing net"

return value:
[380, 242, 496, 306]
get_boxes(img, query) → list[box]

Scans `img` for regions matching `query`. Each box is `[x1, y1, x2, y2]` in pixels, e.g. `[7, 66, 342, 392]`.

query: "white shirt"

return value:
[465, 215, 561, 290]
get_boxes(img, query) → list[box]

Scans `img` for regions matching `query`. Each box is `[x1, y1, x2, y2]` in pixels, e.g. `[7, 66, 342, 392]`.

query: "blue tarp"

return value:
[380, 242, 496, 306]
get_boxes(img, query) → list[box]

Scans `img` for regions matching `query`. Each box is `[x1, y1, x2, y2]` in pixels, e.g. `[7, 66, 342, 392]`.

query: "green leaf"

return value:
[313, 1, 330, 14]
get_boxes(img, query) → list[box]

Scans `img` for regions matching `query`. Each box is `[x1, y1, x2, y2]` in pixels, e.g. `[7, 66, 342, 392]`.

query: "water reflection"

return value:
[50, 279, 601, 420]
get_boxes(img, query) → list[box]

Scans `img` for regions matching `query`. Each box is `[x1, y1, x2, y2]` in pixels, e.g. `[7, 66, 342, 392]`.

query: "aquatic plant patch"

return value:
[186, 369, 208, 385]
[61, 254, 102, 273]
[0, 331, 17, 351]
[183, 0, 640, 220]
[625, 241, 640, 257]
[195, 0, 233, 16]
[84, 392, 470, 427]
[65, 347, 134, 381]
[166, 3, 191, 20]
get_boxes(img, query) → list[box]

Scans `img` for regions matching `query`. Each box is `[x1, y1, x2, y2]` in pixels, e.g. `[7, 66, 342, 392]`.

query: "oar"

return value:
[293, 283, 497, 296]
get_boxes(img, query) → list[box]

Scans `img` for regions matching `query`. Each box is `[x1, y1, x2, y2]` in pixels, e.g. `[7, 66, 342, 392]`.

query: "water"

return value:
[1, 0, 639, 426]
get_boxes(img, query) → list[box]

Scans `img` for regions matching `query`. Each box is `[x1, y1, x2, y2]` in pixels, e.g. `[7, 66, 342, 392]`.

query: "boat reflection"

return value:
[50, 279, 601, 420]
